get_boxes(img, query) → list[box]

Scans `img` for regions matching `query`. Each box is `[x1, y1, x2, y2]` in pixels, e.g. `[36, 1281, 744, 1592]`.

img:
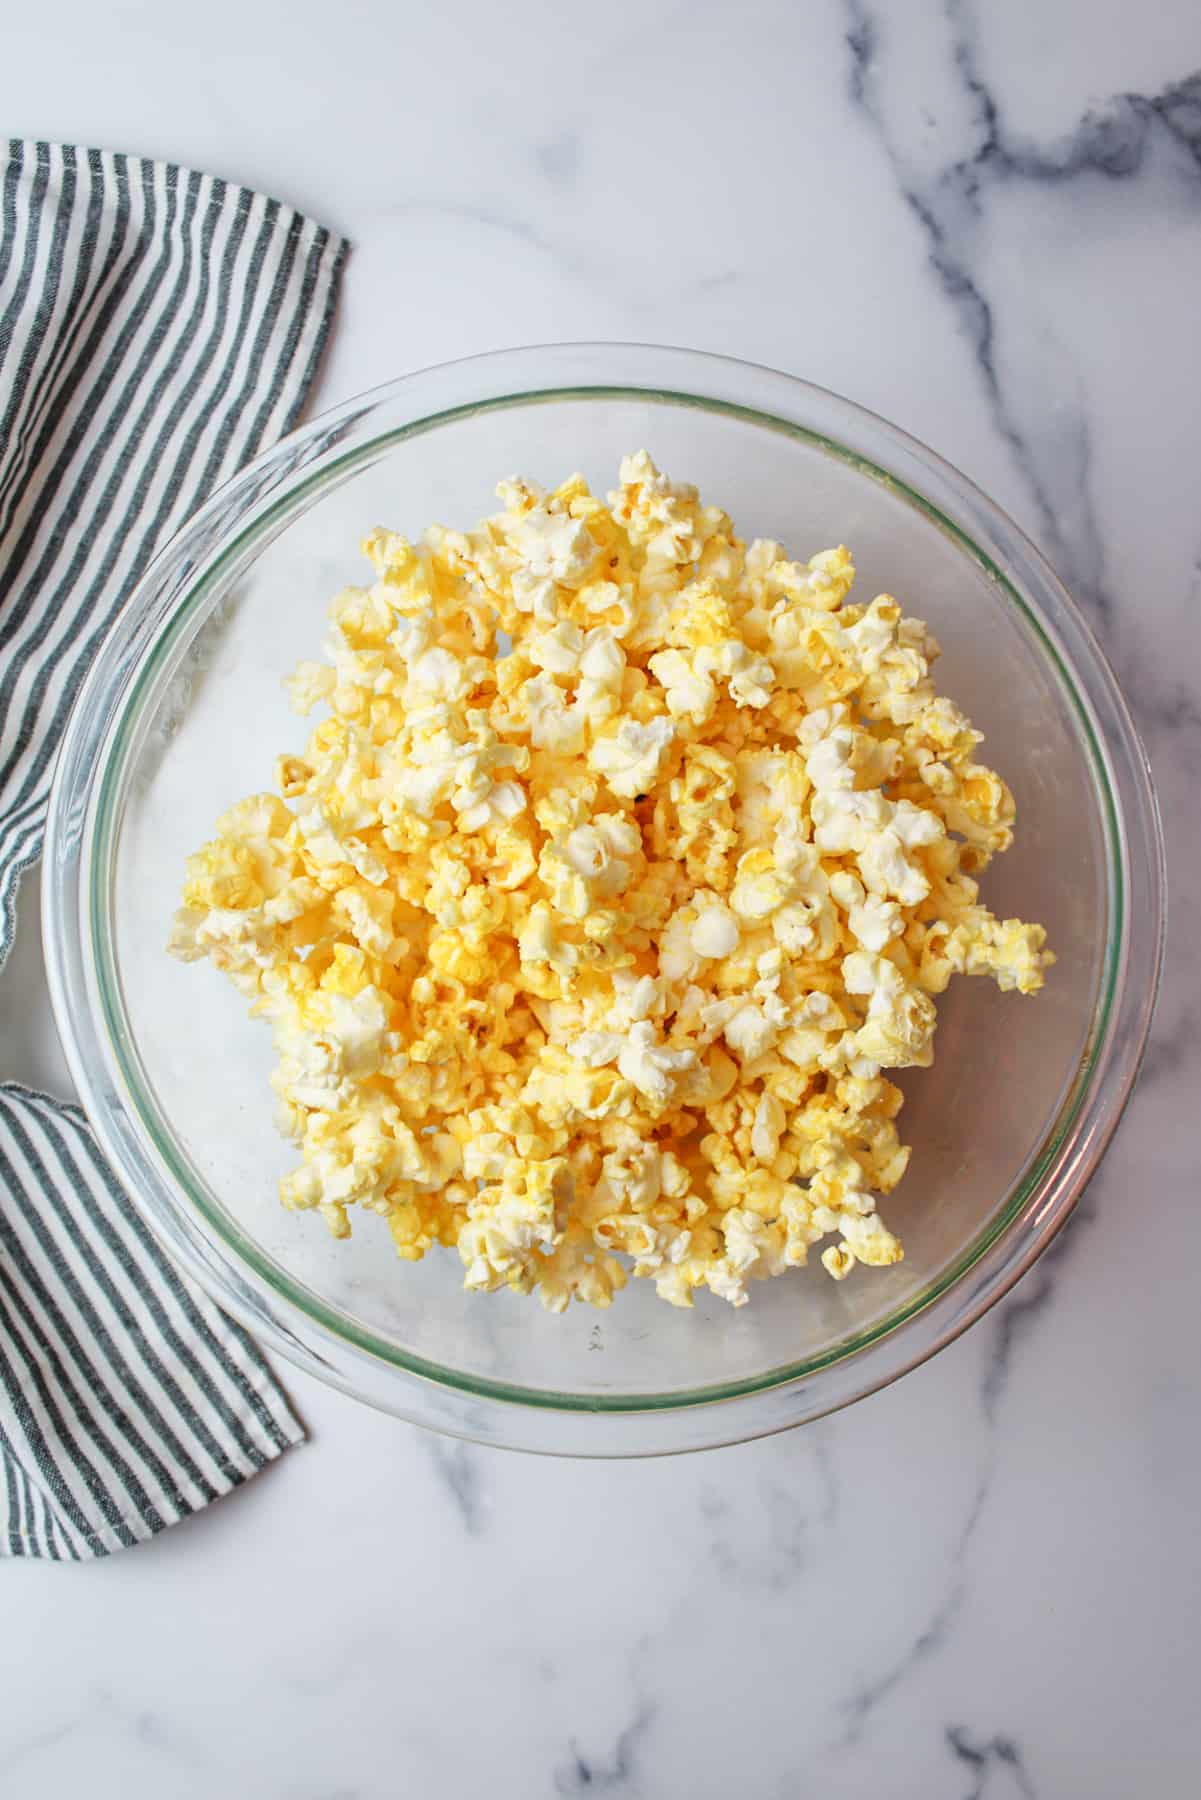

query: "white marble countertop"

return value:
[2, 2, 1199, 1794]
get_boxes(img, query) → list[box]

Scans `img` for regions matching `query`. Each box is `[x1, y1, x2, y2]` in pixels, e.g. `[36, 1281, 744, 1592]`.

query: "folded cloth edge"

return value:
[0, 1080, 308, 1560]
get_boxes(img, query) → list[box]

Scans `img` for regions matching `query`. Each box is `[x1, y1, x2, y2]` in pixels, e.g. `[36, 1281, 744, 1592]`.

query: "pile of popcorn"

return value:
[170, 454, 1051, 1311]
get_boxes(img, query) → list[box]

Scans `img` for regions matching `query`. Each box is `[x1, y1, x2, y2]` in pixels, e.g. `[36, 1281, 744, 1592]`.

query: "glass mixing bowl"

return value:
[43, 344, 1164, 1454]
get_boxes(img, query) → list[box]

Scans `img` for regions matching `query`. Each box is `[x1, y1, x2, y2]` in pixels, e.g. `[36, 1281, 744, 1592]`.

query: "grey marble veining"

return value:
[1, 1, 1198, 1795]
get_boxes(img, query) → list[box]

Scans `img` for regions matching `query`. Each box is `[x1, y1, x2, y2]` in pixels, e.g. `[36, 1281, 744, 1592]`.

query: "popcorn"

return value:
[171, 454, 1051, 1312]
[690, 901, 740, 960]
[588, 716, 676, 799]
[616, 1020, 697, 1107]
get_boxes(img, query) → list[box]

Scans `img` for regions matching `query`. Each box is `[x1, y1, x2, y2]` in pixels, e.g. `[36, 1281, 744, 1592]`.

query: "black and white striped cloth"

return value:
[0, 141, 348, 1557]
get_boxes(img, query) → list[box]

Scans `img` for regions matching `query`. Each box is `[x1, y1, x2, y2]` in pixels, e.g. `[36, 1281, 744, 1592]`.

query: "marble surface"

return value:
[2, 1, 1199, 1793]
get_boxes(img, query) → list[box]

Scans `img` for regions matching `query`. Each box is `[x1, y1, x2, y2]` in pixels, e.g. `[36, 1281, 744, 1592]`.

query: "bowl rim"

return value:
[42, 341, 1165, 1454]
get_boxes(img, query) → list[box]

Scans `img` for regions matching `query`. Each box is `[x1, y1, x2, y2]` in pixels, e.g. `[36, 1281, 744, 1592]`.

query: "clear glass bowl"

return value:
[43, 345, 1164, 1455]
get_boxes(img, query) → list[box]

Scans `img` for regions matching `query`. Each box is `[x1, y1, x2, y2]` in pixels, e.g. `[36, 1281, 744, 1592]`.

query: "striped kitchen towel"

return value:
[0, 141, 348, 1557]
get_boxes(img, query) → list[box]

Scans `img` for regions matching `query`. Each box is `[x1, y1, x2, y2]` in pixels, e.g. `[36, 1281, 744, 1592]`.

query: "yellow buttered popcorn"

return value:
[169, 454, 1052, 1310]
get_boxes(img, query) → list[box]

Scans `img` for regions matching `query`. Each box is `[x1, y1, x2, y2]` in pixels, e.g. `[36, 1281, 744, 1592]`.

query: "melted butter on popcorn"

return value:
[170, 453, 1052, 1311]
